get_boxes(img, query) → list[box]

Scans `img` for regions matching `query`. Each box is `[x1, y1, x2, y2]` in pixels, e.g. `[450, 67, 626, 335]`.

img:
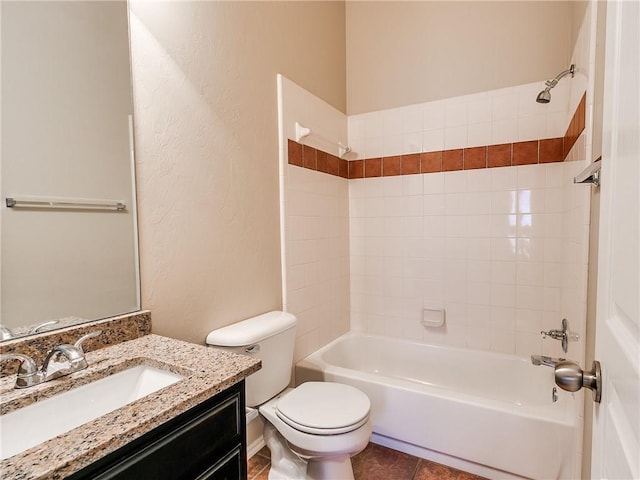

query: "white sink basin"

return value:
[0, 364, 184, 460]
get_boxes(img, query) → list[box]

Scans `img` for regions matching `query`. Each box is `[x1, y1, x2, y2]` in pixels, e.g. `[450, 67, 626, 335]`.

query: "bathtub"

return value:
[295, 333, 577, 480]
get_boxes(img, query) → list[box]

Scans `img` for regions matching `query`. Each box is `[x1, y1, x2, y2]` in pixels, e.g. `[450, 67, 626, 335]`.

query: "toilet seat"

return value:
[275, 382, 370, 435]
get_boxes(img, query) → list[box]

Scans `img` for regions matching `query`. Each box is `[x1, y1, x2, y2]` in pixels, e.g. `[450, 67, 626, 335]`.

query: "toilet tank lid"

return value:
[206, 311, 296, 346]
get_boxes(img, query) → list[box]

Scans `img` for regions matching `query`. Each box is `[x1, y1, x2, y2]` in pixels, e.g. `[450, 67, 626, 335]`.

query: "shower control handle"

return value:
[554, 360, 602, 403]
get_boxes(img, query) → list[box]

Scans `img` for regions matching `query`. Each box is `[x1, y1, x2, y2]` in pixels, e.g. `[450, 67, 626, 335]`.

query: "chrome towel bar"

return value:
[5, 196, 126, 211]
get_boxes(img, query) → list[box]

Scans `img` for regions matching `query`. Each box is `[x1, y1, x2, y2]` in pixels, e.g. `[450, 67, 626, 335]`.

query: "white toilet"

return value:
[206, 311, 372, 480]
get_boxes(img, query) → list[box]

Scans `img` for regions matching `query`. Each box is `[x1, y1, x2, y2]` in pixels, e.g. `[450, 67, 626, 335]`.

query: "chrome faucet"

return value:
[540, 318, 579, 353]
[530, 355, 566, 367]
[0, 320, 60, 341]
[0, 330, 101, 388]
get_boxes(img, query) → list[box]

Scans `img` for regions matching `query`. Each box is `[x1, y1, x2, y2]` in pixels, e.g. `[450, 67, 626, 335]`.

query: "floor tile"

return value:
[413, 459, 488, 480]
[247, 452, 270, 480]
[351, 443, 419, 480]
[248, 442, 487, 480]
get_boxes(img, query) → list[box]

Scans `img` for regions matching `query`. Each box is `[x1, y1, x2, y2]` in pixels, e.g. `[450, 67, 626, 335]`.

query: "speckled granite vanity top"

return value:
[0, 334, 261, 480]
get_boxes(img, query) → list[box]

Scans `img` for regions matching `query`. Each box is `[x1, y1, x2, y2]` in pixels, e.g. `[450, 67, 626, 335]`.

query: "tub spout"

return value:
[530, 355, 565, 367]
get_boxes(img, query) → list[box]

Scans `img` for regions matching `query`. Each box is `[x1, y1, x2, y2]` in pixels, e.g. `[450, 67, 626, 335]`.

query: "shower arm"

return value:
[544, 64, 575, 90]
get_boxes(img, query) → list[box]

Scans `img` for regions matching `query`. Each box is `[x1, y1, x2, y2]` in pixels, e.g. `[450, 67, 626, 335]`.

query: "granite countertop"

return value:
[0, 334, 261, 480]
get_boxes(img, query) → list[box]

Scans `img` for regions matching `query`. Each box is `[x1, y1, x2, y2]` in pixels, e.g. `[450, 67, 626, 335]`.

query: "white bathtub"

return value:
[295, 333, 578, 480]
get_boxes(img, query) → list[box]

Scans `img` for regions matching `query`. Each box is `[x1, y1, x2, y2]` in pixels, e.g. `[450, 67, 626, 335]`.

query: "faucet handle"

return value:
[73, 330, 102, 354]
[0, 353, 38, 376]
[30, 320, 60, 334]
[0, 325, 15, 341]
[0, 353, 45, 387]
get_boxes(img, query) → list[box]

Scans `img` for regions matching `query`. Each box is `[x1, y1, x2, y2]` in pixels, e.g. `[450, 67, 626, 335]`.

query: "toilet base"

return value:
[263, 420, 358, 480]
[264, 422, 307, 480]
[306, 456, 355, 480]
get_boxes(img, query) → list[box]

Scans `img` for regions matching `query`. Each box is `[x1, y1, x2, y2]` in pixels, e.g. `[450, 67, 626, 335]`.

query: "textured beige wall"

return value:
[129, 1, 346, 344]
[346, 1, 573, 114]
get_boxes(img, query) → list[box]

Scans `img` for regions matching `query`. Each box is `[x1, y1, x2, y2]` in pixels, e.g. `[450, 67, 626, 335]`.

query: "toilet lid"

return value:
[275, 382, 370, 435]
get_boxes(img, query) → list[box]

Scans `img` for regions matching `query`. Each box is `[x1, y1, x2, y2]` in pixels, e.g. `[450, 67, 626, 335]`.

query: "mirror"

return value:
[0, 1, 140, 341]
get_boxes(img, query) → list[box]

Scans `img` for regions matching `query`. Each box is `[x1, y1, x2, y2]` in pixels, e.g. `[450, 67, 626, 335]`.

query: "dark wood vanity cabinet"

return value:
[69, 381, 247, 480]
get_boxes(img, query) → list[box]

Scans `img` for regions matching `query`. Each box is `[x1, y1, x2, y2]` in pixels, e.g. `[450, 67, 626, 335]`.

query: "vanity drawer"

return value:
[70, 381, 247, 480]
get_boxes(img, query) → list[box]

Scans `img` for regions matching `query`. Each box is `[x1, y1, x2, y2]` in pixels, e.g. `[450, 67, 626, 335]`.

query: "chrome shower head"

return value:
[536, 88, 552, 104]
[535, 64, 575, 104]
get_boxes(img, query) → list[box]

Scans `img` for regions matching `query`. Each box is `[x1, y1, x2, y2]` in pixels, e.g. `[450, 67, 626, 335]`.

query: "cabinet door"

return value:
[196, 447, 242, 480]
[70, 381, 247, 480]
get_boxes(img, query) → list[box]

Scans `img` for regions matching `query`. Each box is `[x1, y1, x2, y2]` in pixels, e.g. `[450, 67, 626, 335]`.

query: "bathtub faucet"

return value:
[530, 355, 565, 367]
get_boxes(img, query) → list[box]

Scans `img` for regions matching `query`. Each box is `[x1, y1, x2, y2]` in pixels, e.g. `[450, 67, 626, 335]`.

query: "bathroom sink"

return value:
[0, 364, 184, 460]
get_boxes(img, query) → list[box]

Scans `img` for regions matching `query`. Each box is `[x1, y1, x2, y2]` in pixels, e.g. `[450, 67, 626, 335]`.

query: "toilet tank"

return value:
[206, 311, 296, 407]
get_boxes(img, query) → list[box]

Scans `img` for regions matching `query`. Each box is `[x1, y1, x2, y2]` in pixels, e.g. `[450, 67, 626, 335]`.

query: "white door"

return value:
[591, 1, 640, 478]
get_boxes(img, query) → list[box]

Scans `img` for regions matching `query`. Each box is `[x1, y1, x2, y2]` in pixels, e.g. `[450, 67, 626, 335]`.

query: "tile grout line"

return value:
[411, 458, 423, 480]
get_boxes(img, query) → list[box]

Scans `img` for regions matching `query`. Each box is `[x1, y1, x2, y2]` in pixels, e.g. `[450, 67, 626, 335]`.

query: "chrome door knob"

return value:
[554, 360, 602, 403]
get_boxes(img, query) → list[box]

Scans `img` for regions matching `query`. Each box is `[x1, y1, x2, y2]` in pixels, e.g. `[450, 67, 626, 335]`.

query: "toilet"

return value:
[206, 311, 372, 480]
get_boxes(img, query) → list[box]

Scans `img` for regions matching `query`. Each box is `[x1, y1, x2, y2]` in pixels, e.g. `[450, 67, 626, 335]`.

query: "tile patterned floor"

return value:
[248, 443, 488, 480]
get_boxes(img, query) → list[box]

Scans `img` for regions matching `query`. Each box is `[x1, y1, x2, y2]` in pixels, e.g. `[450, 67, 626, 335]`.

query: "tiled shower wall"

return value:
[280, 73, 590, 362]
[349, 162, 588, 357]
[347, 80, 590, 358]
[278, 76, 350, 364]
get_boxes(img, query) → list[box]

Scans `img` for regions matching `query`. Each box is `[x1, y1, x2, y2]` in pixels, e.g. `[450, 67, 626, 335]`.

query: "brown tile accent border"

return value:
[316, 150, 328, 173]
[512, 140, 538, 166]
[463, 146, 487, 170]
[302, 145, 317, 170]
[288, 140, 303, 167]
[288, 139, 348, 178]
[564, 93, 586, 159]
[421, 151, 442, 173]
[402, 154, 421, 175]
[487, 143, 511, 168]
[365, 158, 382, 177]
[383, 156, 401, 176]
[290, 137, 564, 178]
[539, 137, 564, 163]
[442, 149, 463, 171]
[286, 94, 585, 178]
[349, 159, 364, 179]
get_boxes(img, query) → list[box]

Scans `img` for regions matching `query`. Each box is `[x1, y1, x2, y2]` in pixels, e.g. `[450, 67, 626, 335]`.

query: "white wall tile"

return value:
[423, 102, 445, 131]
[403, 132, 423, 154]
[445, 193, 468, 215]
[518, 115, 547, 142]
[491, 214, 518, 237]
[467, 122, 492, 148]
[467, 96, 492, 124]
[402, 106, 423, 133]
[444, 170, 468, 193]
[403, 175, 423, 196]
[491, 118, 518, 145]
[383, 109, 403, 136]
[342, 76, 588, 359]
[422, 128, 445, 152]
[423, 171, 445, 194]
[491, 261, 517, 284]
[492, 237, 517, 261]
[492, 91, 518, 121]
[516, 308, 542, 333]
[467, 215, 492, 237]
[363, 112, 384, 138]
[445, 216, 468, 237]
[445, 101, 468, 127]
[467, 237, 492, 260]
[444, 125, 468, 149]
[491, 166, 518, 191]
[491, 190, 518, 214]
[517, 164, 547, 189]
[383, 135, 403, 156]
